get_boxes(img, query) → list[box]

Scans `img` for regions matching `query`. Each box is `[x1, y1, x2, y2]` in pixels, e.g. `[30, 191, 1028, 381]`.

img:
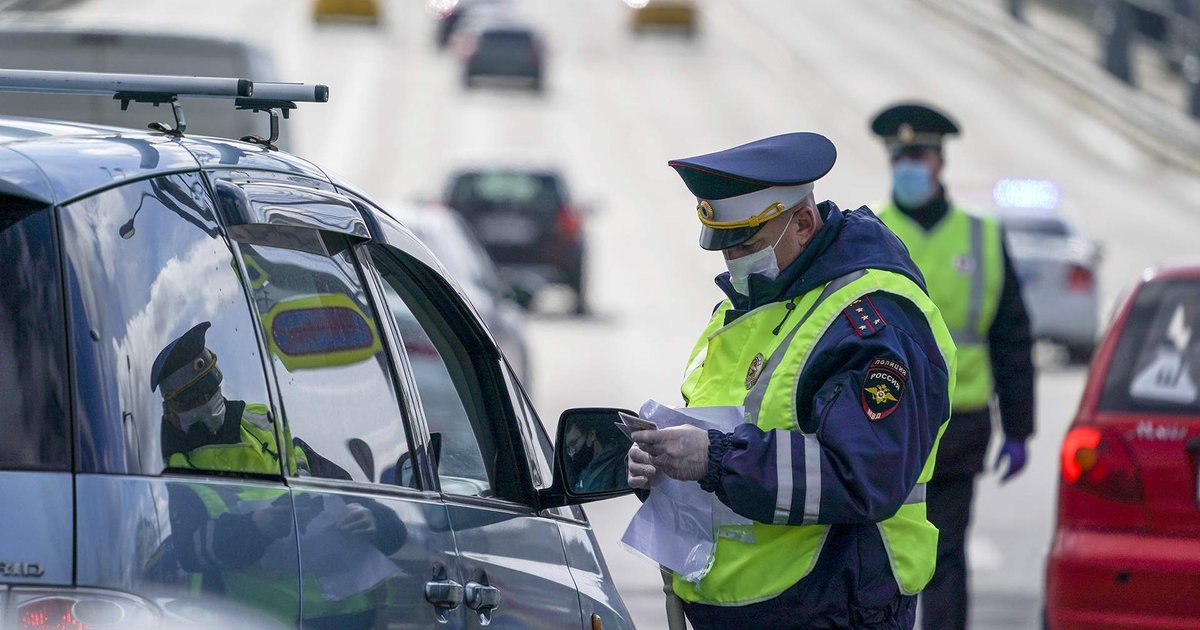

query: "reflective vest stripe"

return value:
[743, 270, 867, 425]
[801, 433, 821, 525]
[773, 437, 794, 525]
[905, 483, 926, 504]
[961, 216, 986, 344]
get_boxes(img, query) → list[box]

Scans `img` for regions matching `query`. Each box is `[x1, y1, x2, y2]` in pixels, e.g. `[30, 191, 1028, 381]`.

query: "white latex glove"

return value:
[627, 443, 656, 489]
[633, 425, 710, 482]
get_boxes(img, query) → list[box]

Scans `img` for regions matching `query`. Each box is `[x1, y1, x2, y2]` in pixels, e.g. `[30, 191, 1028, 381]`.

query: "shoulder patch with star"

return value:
[861, 357, 908, 421]
[842, 295, 888, 337]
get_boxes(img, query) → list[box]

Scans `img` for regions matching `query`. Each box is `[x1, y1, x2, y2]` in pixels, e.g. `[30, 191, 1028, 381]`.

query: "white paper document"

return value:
[620, 399, 750, 583]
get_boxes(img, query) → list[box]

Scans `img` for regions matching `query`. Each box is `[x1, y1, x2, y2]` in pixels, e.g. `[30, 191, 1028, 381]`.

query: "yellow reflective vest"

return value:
[674, 268, 957, 605]
[878, 202, 1002, 411]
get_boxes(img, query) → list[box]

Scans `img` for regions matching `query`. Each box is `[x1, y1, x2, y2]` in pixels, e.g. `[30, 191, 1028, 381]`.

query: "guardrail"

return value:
[1010, 0, 1200, 117]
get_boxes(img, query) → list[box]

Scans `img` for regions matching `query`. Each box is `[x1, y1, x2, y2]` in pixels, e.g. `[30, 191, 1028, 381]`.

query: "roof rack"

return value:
[0, 69, 328, 149]
[234, 82, 330, 150]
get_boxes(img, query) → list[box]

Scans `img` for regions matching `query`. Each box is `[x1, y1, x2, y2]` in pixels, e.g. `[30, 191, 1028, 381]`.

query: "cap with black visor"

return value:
[668, 132, 837, 251]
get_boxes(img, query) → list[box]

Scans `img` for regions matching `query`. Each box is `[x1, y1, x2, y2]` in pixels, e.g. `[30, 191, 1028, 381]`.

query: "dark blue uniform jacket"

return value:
[691, 202, 953, 627]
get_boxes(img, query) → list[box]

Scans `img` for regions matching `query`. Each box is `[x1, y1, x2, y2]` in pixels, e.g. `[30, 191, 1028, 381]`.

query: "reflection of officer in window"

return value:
[152, 321, 300, 475]
[565, 422, 629, 494]
[152, 322, 408, 628]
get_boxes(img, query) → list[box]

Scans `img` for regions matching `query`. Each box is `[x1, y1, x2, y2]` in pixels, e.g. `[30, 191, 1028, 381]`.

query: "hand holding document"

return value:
[614, 411, 657, 438]
[620, 400, 750, 583]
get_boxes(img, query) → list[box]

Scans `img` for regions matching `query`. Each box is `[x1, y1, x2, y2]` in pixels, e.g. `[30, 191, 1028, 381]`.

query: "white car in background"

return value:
[990, 178, 1101, 364]
[387, 201, 533, 384]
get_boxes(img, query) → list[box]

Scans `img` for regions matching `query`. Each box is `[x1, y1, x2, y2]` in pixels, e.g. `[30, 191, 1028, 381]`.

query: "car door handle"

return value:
[465, 582, 502, 611]
[425, 578, 464, 609]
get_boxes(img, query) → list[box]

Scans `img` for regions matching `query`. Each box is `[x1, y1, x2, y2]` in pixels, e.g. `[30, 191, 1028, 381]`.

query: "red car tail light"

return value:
[1061, 426, 1143, 501]
[1067, 264, 1094, 293]
[556, 205, 581, 239]
[15, 590, 157, 629]
[20, 597, 87, 629]
[1058, 424, 1146, 530]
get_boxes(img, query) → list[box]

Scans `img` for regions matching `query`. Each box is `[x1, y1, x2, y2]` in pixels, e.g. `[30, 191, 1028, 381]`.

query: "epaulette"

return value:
[842, 295, 888, 337]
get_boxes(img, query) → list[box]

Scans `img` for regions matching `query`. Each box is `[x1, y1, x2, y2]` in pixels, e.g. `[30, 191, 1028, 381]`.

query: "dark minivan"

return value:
[0, 71, 633, 629]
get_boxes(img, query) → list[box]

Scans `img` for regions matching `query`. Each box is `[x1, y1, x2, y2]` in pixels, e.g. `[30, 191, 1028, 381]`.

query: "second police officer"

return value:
[870, 103, 1037, 630]
[627, 132, 956, 629]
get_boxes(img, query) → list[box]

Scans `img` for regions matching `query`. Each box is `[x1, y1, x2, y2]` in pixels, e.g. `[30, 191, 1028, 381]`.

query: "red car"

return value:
[1045, 264, 1200, 629]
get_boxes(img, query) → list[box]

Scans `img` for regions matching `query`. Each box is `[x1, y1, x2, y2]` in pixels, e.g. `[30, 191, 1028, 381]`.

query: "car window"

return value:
[448, 172, 562, 217]
[235, 239, 415, 487]
[480, 30, 535, 52]
[370, 245, 530, 502]
[61, 173, 280, 476]
[1100, 278, 1200, 414]
[501, 366, 551, 489]
[0, 203, 69, 470]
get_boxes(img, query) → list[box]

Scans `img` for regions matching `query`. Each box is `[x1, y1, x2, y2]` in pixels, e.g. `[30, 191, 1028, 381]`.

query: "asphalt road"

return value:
[39, 0, 1200, 627]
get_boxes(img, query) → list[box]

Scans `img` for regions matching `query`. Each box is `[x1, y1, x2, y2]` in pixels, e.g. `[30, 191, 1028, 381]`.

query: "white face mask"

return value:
[725, 212, 795, 296]
[177, 390, 227, 433]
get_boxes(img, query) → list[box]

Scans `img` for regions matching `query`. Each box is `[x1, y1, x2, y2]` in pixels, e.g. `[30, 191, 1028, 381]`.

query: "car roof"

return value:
[1143, 263, 1200, 283]
[451, 166, 561, 178]
[479, 24, 536, 36]
[0, 114, 330, 204]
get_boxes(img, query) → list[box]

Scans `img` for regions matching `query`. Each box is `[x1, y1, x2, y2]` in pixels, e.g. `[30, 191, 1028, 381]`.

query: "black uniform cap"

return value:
[668, 132, 837, 250]
[151, 321, 222, 404]
[870, 103, 959, 153]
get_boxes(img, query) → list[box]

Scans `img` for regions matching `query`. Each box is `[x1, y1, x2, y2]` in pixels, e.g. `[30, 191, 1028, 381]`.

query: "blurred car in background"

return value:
[311, 0, 381, 25]
[1044, 263, 1200, 629]
[445, 167, 588, 314]
[461, 23, 545, 92]
[431, 0, 508, 49]
[990, 178, 1101, 363]
[386, 201, 532, 384]
[0, 23, 284, 146]
[627, 0, 699, 36]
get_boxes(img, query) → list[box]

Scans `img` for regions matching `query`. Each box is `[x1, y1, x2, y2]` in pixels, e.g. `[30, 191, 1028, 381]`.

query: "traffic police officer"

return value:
[870, 103, 1036, 630]
[627, 132, 957, 629]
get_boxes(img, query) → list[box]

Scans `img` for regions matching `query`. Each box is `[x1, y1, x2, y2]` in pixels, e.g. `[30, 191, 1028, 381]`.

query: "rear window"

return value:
[448, 172, 563, 216]
[1099, 278, 1200, 414]
[479, 31, 535, 51]
[0, 202, 69, 470]
[1000, 214, 1070, 238]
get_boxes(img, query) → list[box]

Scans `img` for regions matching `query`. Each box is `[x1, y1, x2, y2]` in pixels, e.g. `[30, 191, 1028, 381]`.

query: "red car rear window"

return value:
[1099, 278, 1200, 415]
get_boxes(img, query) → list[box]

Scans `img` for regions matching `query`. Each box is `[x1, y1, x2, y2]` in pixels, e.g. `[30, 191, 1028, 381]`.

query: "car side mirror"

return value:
[537, 407, 636, 509]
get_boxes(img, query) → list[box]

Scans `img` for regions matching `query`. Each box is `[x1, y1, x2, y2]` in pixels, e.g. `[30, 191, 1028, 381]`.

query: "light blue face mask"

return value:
[892, 160, 935, 208]
[726, 212, 794, 296]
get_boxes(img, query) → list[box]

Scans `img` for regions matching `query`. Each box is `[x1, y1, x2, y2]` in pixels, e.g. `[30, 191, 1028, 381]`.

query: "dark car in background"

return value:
[461, 24, 545, 92]
[1044, 263, 1200, 629]
[0, 70, 632, 630]
[386, 200, 532, 385]
[445, 168, 587, 313]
